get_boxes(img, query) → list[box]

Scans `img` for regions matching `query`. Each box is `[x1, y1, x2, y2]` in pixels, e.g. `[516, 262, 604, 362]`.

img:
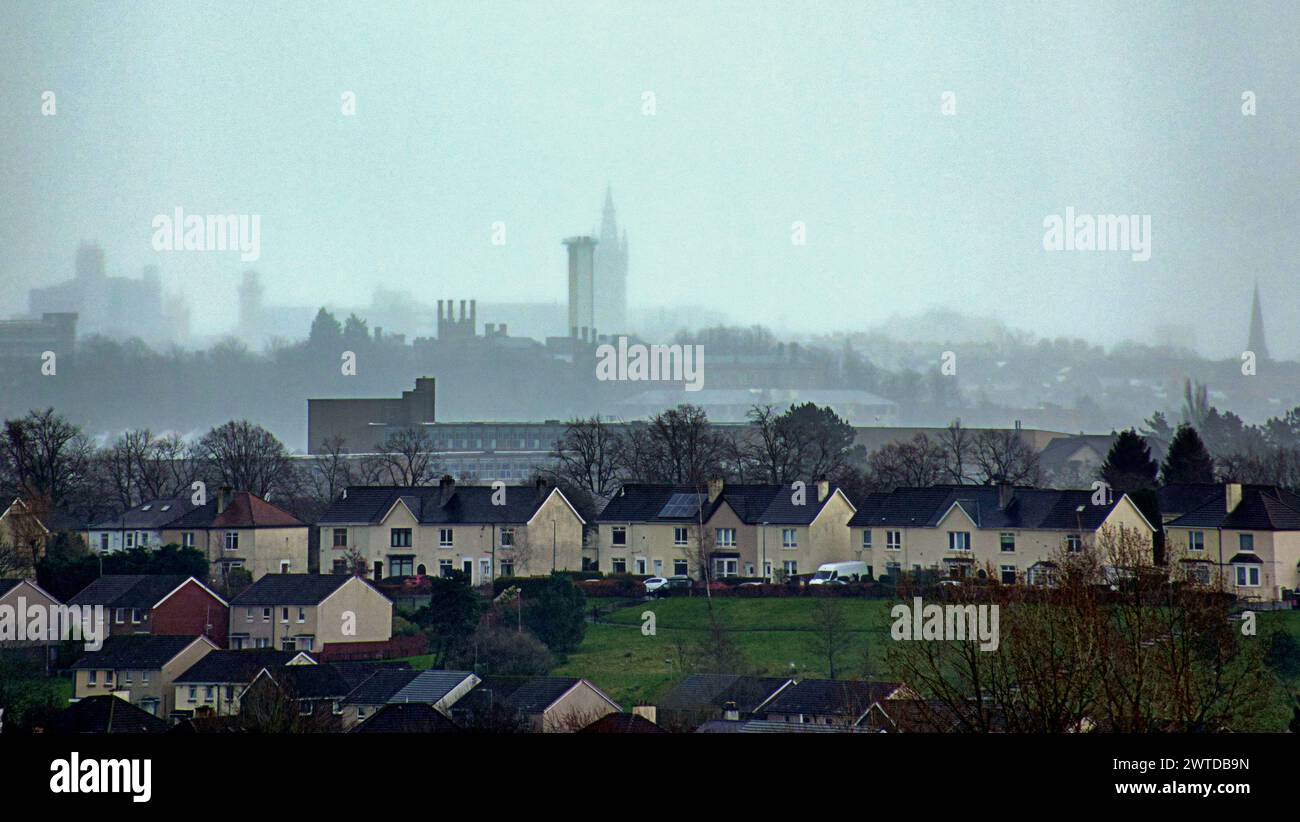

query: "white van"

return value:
[808, 561, 870, 585]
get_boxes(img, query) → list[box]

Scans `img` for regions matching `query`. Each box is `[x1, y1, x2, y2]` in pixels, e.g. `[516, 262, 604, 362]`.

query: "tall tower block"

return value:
[564, 236, 597, 340]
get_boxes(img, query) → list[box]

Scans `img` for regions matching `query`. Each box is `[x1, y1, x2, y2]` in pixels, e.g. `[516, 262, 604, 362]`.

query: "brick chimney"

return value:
[439, 475, 456, 506]
[997, 480, 1014, 511]
[707, 478, 724, 503]
[1226, 482, 1242, 513]
[535, 476, 551, 502]
[217, 485, 232, 514]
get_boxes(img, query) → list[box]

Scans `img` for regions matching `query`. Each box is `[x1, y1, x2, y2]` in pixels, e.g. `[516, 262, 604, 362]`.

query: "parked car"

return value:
[643, 576, 670, 594]
[647, 575, 693, 597]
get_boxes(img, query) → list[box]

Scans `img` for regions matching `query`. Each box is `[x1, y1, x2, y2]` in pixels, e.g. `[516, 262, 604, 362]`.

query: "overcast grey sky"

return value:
[2, 1, 1297, 357]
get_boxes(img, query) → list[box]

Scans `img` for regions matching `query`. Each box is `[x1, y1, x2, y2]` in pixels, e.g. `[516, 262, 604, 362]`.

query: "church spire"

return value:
[1248, 280, 1270, 361]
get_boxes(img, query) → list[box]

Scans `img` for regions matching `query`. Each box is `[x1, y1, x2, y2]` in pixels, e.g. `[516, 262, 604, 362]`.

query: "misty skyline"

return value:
[3, 1, 1298, 357]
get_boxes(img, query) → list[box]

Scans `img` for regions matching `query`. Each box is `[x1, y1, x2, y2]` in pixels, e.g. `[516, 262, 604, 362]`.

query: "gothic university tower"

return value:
[593, 185, 628, 334]
[1247, 280, 1270, 362]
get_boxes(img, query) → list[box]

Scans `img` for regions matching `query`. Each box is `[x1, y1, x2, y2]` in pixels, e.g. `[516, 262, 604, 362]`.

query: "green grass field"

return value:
[551, 597, 1300, 728]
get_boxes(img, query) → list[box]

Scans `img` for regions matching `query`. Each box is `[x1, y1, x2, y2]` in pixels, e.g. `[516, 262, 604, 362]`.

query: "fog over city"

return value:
[3, 1, 1297, 356]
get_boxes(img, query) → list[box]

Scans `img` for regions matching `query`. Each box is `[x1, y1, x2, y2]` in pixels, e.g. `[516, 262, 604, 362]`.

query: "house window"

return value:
[635, 558, 647, 575]
[225, 531, 239, 551]
[280, 560, 291, 573]
[333, 528, 348, 548]
[500, 560, 514, 577]
[231, 636, 246, 650]
[332, 559, 348, 574]
[782, 528, 798, 549]
[439, 528, 454, 547]
[1000, 533, 1015, 553]
[439, 559, 453, 577]
[1065, 534, 1082, 553]
[301, 637, 315, 651]
[296, 607, 306, 623]
[1190, 564, 1212, 584]
[715, 528, 737, 548]
[282, 638, 296, 651]
[140, 533, 150, 546]
[861, 530, 872, 550]
[1235, 565, 1260, 587]
[948, 531, 971, 551]
[884, 562, 901, 578]
[390, 556, 415, 576]
[255, 638, 269, 648]
[141, 671, 149, 684]
[674, 527, 689, 547]
[125, 531, 135, 548]
[88, 670, 98, 685]
[188, 686, 197, 700]
[390, 528, 412, 548]
[246, 608, 254, 623]
[500, 527, 515, 547]
[886, 530, 902, 551]
[131, 609, 143, 624]
[1000, 565, 1017, 585]
[1239, 533, 1255, 553]
[114, 608, 125, 624]
[782, 560, 798, 577]
[182, 531, 194, 548]
[1029, 565, 1057, 587]
[611, 557, 627, 574]
[262, 608, 272, 623]
[674, 559, 688, 576]
[225, 686, 235, 701]
[281, 608, 290, 623]
[714, 558, 738, 578]
[99, 533, 109, 552]
[479, 558, 491, 580]
[1188, 531, 1205, 552]
[204, 686, 214, 701]
[611, 527, 627, 546]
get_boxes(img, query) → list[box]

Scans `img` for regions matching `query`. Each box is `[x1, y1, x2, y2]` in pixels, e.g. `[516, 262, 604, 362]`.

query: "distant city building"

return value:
[564, 235, 597, 341]
[436, 299, 477, 342]
[1247, 280, 1270, 361]
[593, 186, 628, 334]
[28, 242, 184, 345]
[0, 311, 77, 360]
[307, 376, 437, 453]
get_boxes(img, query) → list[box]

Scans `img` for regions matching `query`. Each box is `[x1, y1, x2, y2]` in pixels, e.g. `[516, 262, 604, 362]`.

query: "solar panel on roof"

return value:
[658, 492, 704, 518]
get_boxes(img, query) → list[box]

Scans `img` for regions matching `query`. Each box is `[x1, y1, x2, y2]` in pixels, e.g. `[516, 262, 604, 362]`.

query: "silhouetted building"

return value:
[1247, 280, 1269, 361]
[564, 235, 597, 341]
[0, 312, 77, 360]
[437, 299, 477, 341]
[593, 185, 628, 334]
[307, 377, 438, 453]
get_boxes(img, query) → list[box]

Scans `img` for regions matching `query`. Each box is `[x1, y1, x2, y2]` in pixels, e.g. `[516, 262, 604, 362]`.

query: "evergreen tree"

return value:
[1161, 424, 1216, 484]
[1101, 428, 1158, 494]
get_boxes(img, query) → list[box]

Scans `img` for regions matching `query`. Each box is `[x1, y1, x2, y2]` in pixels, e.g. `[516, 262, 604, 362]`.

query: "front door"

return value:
[463, 558, 474, 582]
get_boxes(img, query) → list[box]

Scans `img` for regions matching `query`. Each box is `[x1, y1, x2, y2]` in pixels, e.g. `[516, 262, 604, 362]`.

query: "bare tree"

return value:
[0, 409, 93, 508]
[867, 433, 946, 488]
[810, 595, 851, 678]
[551, 416, 623, 499]
[938, 419, 976, 484]
[970, 428, 1041, 486]
[377, 427, 439, 487]
[195, 420, 296, 497]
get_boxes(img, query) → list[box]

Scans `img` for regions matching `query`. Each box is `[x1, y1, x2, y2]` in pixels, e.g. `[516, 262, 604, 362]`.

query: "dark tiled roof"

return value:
[0, 578, 28, 598]
[597, 483, 847, 526]
[1039, 435, 1115, 468]
[174, 650, 304, 684]
[68, 575, 195, 609]
[329, 660, 412, 691]
[87, 498, 197, 530]
[848, 485, 1131, 531]
[71, 635, 209, 671]
[351, 703, 461, 733]
[658, 674, 792, 713]
[505, 677, 617, 713]
[318, 484, 566, 525]
[44, 695, 169, 734]
[695, 718, 875, 733]
[1156, 483, 1223, 518]
[578, 713, 666, 733]
[229, 574, 357, 607]
[758, 679, 901, 718]
[343, 668, 420, 704]
[1167, 485, 1300, 531]
[274, 663, 354, 699]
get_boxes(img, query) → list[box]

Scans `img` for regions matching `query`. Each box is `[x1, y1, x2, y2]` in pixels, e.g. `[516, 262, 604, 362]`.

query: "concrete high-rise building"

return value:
[1247, 280, 1270, 362]
[238, 270, 265, 337]
[564, 236, 597, 340]
[593, 185, 628, 334]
